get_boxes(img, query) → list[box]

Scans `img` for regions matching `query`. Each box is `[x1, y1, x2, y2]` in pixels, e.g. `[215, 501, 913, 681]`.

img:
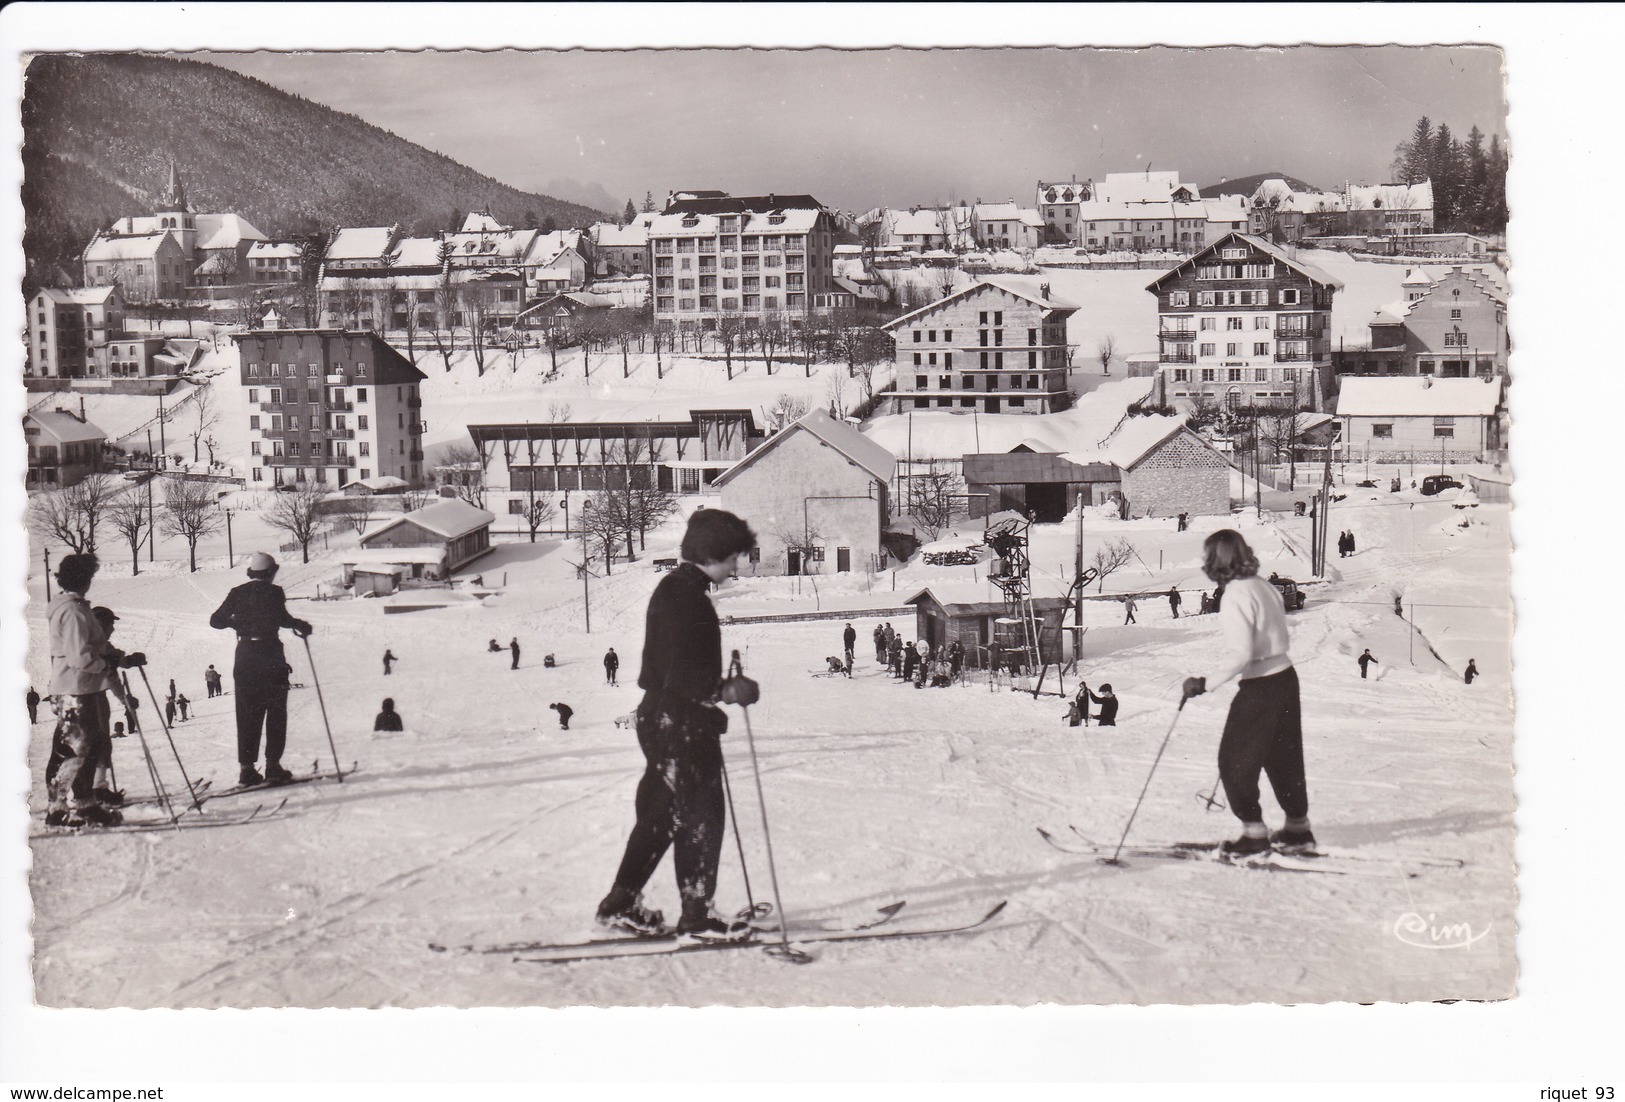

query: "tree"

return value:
[1463, 125, 1489, 230]
[1255, 402, 1309, 487]
[579, 494, 629, 574]
[1400, 116, 1434, 185]
[642, 191, 657, 213]
[623, 199, 637, 225]
[911, 464, 964, 541]
[30, 473, 120, 554]
[541, 215, 558, 234]
[430, 242, 459, 372]
[401, 486, 434, 512]
[1097, 335, 1116, 376]
[715, 312, 746, 380]
[163, 478, 223, 572]
[262, 481, 325, 565]
[765, 392, 811, 433]
[775, 522, 826, 575]
[754, 312, 790, 376]
[523, 209, 540, 230]
[187, 384, 219, 464]
[106, 489, 151, 575]
[436, 442, 487, 508]
[332, 496, 378, 536]
[1431, 122, 1463, 228]
[1484, 134, 1508, 232]
[825, 367, 850, 419]
[338, 278, 368, 330]
[1091, 537, 1136, 592]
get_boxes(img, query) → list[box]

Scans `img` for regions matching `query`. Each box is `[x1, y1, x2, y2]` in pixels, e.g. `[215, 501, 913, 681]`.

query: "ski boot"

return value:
[239, 765, 265, 786]
[1270, 824, 1317, 855]
[93, 786, 125, 807]
[1220, 826, 1272, 857]
[676, 904, 755, 943]
[264, 762, 295, 786]
[595, 888, 669, 937]
[69, 804, 123, 828]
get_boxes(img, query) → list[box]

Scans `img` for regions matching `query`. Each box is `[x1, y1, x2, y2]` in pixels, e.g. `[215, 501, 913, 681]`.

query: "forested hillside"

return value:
[21, 53, 607, 293]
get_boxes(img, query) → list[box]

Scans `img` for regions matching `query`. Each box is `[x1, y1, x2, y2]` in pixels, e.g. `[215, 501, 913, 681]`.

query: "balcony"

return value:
[1160, 351, 1197, 364]
[1159, 329, 1198, 341]
[407, 396, 422, 409]
[329, 399, 354, 411]
[326, 427, 356, 440]
[325, 373, 346, 384]
[409, 449, 424, 461]
[1274, 350, 1314, 363]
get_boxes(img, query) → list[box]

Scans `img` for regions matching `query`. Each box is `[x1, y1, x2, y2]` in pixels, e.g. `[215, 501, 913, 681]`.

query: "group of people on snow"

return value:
[1337, 530, 1358, 558]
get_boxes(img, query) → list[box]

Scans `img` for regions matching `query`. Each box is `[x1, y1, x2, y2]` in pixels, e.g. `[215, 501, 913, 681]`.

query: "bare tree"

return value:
[912, 464, 964, 541]
[1097, 335, 1116, 376]
[401, 486, 434, 512]
[431, 242, 459, 372]
[934, 266, 958, 300]
[188, 384, 220, 464]
[1255, 402, 1309, 487]
[575, 311, 609, 379]
[765, 392, 812, 433]
[163, 478, 223, 572]
[461, 285, 491, 376]
[332, 495, 378, 536]
[754, 312, 789, 376]
[825, 367, 850, 419]
[1091, 537, 1136, 593]
[338, 278, 368, 330]
[774, 523, 826, 575]
[262, 481, 326, 565]
[626, 486, 679, 552]
[579, 494, 630, 574]
[106, 489, 152, 575]
[436, 442, 487, 508]
[30, 473, 121, 554]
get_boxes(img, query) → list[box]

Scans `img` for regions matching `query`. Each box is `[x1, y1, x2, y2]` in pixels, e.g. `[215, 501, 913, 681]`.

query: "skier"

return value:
[947, 639, 964, 681]
[510, 637, 521, 671]
[44, 554, 143, 827]
[488, 639, 502, 653]
[165, 697, 177, 727]
[549, 702, 574, 730]
[596, 507, 758, 942]
[383, 648, 397, 676]
[176, 693, 190, 721]
[604, 647, 620, 686]
[1087, 684, 1119, 727]
[842, 623, 857, 665]
[1181, 529, 1313, 856]
[1465, 659, 1478, 685]
[373, 697, 404, 732]
[1168, 587, 1182, 619]
[1122, 595, 1138, 625]
[27, 686, 39, 724]
[914, 639, 931, 689]
[167, 678, 177, 705]
[87, 605, 133, 806]
[889, 635, 904, 678]
[205, 664, 222, 698]
[902, 641, 919, 684]
[1357, 648, 1376, 679]
[882, 622, 896, 656]
[209, 551, 313, 787]
[1177, 512, 1189, 532]
[873, 624, 886, 662]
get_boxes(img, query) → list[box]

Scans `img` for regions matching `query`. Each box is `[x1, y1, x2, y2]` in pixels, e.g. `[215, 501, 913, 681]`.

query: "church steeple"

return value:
[159, 160, 188, 212]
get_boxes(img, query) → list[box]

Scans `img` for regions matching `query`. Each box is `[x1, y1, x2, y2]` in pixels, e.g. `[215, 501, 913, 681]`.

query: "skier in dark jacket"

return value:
[948, 639, 964, 680]
[889, 636, 904, 677]
[1087, 684, 1119, 726]
[209, 551, 312, 787]
[1358, 648, 1376, 679]
[383, 648, 397, 675]
[510, 637, 521, 670]
[873, 624, 886, 662]
[27, 687, 39, 724]
[604, 647, 620, 686]
[176, 694, 190, 721]
[549, 702, 574, 730]
[1465, 659, 1478, 685]
[842, 623, 856, 663]
[902, 641, 918, 683]
[596, 508, 758, 943]
[1168, 587, 1182, 619]
[374, 698, 403, 732]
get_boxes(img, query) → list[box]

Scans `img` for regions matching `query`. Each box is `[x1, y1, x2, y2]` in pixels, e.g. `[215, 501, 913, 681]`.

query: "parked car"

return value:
[1268, 575, 1307, 612]
[1420, 475, 1464, 496]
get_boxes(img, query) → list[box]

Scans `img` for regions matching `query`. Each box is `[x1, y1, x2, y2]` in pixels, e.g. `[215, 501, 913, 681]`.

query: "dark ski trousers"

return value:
[1218, 666, 1308, 825]
[46, 694, 106, 811]
[610, 692, 727, 912]
[234, 641, 290, 768]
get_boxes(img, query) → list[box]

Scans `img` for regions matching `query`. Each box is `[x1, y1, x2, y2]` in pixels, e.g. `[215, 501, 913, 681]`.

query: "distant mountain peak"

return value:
[1200, 172, 1320, 199]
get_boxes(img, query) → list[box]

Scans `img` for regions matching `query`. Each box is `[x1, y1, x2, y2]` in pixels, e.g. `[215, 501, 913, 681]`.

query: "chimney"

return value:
[80, 396, 86, 422]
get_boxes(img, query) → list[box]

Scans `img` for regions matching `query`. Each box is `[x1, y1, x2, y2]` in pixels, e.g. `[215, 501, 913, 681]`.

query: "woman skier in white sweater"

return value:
[1181, 529, 1313, 856]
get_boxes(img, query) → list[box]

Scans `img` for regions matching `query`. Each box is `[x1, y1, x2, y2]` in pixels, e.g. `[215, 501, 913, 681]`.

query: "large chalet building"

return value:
[880, 278, 1079, 415]
[1148, 232, 1343, 412]
[647, 193, 846, 331]
[232, 313, 427, 489]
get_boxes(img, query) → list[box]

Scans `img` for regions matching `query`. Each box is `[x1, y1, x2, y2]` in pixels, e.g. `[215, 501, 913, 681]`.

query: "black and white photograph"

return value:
[0, 3, 1617, 1095]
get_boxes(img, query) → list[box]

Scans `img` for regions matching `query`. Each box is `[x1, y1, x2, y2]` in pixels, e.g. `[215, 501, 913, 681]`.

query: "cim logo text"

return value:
[1392, 910, 1491, 950]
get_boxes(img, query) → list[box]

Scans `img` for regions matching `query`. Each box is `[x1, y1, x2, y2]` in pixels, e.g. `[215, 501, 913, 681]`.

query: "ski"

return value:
[1065, 825, 1464, 869]
[119, 778, 214, 809]
[1038, 829, 1442, 878]
[31, 798, 287, 839]
[430, 900, 908, 957]
[203, 761, 357, 802]
[511, 900, 1007, 965]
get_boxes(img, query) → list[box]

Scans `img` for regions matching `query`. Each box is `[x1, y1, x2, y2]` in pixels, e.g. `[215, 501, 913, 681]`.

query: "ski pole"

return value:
[302, 635, 344, 783]
[124, 673, 178, 828]
[718, 753, 765, 920]
[137, 666, 205, 813]
[1197, 770, 1225, 812]
[723, 650, 811, 965]
[1100, 698, 1186, 866]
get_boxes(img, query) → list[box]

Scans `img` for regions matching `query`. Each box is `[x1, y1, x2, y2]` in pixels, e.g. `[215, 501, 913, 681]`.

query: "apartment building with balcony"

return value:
[232, 317, 427, 489]
[27, 285, 125, 378]
[1148, 232, 1343, 412]
[879, 277, 1080, 415]
[647, 193, 845, 330]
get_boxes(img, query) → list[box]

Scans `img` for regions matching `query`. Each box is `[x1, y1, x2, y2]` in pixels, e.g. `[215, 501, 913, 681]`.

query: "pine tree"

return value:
[1463, 125, 1488, 231]
[1402, 116, 1433, 184]
[1430, 122, 1459, 227]
[623, 198, 636, 224]
[1485, 134, 1508, 233]
[542, 215, 558, 234]
[642, 190, 657, 212]
[523, 209, 540, 229]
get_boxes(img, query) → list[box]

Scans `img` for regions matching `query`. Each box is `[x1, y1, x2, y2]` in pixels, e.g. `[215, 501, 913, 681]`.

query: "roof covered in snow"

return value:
[195, 213, 268, 251]
[363, 499, 495, 544]
[83, 232, 174, 261]
[246, 241, 302, 259]
[392, 236, 446, 268]
[881, 276, 1080, 331]
[887, 209, 948, 236]
[25, 409, 107, 444]
[647, 206, 821, 237]
[1345, 180, 1434, 212]
[326, 227, 397, 260]
[38, 286, 119, 306]
[1335, 376, 1505, 417]
[1148, 232, 1344, 291]
[592, 221, 649, 247]
[714, 407, 895, 488]
[460, 212, 508, 233]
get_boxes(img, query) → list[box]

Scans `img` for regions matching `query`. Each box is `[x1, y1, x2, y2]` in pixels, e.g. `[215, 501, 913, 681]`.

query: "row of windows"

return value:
[659, 294, 805, 313]
[1171, 342, 1311, 359]
[912, 396, 1031, 409]
[913, 373, 1044, 390]
[248, 387, 370, 405]
[250, 413, 371, 430]
[1171, 367, 1303, 383]
[251, 467, 382, 483]
[1167, 289, 1303, 308]
[247, 361, 372, 379]
[656, 275, 790, 292]
[253, 440, 370, 457]
[1367, 420, 1455, 439]
[655, 234, 807, 254]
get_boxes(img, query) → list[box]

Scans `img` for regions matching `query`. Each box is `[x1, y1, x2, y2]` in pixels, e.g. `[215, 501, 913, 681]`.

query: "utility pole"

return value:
[580, 499, 592, 633]
[43, 546, 51, 601]
[146, 428, 156, 562]
[222, 506, 234, 568]
[157, 394, 166, 464]
[1073, 491, 1084, 659]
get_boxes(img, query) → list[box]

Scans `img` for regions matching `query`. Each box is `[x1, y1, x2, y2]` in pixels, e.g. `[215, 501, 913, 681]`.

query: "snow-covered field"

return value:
[21, 468, 1514, 1008]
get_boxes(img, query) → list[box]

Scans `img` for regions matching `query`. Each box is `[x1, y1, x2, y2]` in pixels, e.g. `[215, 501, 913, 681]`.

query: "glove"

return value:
[291, 621, 313, 639]
[1180, 676, 1206, 701]
[121, 652, 147, 668]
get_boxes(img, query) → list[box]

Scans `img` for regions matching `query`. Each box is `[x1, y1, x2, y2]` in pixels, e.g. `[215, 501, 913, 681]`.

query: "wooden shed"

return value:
[904, 586, 1073, 671]
[962, 446, 1119, 523]
[359, 499, 494, 574]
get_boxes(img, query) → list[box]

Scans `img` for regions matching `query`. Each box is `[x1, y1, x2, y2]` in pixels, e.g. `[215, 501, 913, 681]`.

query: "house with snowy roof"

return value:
[319, 230, 448, 330]
[970, 203, 1045, 251]
[1247, 179, 1345, 243]
[1362, 266, 1509, 379]
[24, 408, 108, 488]
[27, 285, 125, 378]
[1148, 232, 1344, 413]
[1342, 180, 1435, 236]
[1336, 375, 1504, 462]
[880, 276, 1080, 415]
[246, 241, 306, 285]
[81, 230, 190, 303]
[714, 408, 896, 575]
[359, 498, 495, 576]
[875, 208, 952, 251]
[515, 291, 620, 332]
[520, 230, 591, 297]
[591, 217, 653, 275]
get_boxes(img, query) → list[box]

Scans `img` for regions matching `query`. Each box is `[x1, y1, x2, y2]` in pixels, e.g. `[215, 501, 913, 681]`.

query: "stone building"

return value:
[1361, 267, 1508, 379]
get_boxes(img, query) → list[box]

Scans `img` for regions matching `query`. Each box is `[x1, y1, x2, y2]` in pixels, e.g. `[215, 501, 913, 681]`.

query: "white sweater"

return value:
[1204, 575, 1293, 689]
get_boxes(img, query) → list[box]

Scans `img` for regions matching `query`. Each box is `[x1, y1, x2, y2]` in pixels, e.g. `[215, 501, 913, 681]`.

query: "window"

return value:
[248, 389, 259, 403]
[250, 415, 261, 430]
[939, 375, 951, 388]
[914, 330, 922, 343]
[994, 352, 1004, 369]
[928, 330, 937, 342]
[1227, 317, 1243, 330]
[1433, 417, 1455, 439]
[359, 441, 370, 456]
[271, 363, 282, 377]
[1028, 328, 1038, 345]
[251, 441, 261, 456]
[993, 330, 1003, 346]
[944, 353, 953, 368]
[1255, 316, 1270, 329]
[928, 353, 937, 366]
[914, 353, 922, 366]
[289, 442, 301, 457]
[1450, 308, 1463, 320]
[943, 329, 952, 341]
[1444, 331, 1468, 347]
[1199, 343, 1216, 357]
[980, 352, 988, 369]
[979, 311, 988, 324]
[1280, 289, 1300, 305]
[1254, 368, 1269, 382]
[1228, 368, 1243, 381]
[1254, 343, 1269, 356]
[1201, 368, 1216, 382]
[1197, 291, 1216, 307]
[915, 375, 928, 389]
[269, 386, 284, 403]
[1200, 317, 1216, 330]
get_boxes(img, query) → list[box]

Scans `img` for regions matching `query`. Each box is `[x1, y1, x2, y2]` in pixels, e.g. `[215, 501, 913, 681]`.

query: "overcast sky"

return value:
[201, 46, 1505, 214]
